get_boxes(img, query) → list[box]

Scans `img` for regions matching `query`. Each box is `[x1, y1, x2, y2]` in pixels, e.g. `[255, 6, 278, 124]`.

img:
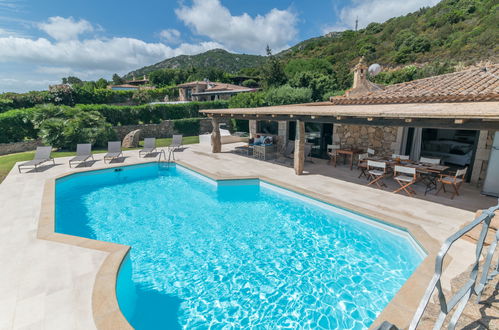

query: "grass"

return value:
[0, 136, 199, 183]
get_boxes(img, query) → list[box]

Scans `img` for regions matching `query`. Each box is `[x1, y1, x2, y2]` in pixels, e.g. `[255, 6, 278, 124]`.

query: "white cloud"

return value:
[326, 0, 440, 33]
[38, 16, 94, 41]
[0, 36, 223, 71]
[159, 29, 181, 44]
[175, 0, 297, 54]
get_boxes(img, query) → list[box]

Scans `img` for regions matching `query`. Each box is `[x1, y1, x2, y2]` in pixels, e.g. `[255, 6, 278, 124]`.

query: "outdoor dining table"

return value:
[366, 158, 449, 194]
[333, 148, 364, 170]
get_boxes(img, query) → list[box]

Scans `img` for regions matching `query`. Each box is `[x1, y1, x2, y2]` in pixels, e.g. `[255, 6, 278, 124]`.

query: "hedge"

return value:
[0, 87, 180, 109]
[0, 101, 228, 143]
[173, 118, 202, 136]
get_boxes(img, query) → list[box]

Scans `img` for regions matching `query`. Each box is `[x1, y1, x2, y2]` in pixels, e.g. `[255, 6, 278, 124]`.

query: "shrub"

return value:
[48, 84, 76, 106]
[265, 85, 312, 106]
[36, 108, 115, 149]
[228, 92, 267, 108]
[0, 108, 38, 143]
[241, 79, 259, 88]
[0, 98, 13, 113]
[0, 101, 229, 144]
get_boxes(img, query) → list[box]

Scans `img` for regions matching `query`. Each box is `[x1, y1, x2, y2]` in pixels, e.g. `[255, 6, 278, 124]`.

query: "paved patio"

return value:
[0, 142, 496, 329]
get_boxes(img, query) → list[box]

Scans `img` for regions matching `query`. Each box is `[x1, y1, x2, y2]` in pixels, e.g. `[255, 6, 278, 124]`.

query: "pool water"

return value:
[56, 163, 424, 329]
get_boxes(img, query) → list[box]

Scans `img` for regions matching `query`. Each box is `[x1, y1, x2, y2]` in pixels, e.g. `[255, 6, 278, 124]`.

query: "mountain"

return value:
[281, 0, 498, 67]
[125, 49, 266, 78]
[127, 0, 497, 85]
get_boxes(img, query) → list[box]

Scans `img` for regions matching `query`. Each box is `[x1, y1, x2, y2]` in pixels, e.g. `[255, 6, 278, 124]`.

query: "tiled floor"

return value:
[0, 143, 496, 329]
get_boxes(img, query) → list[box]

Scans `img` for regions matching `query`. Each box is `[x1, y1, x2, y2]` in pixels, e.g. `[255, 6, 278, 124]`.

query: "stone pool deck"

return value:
[0, 143, 496, 329]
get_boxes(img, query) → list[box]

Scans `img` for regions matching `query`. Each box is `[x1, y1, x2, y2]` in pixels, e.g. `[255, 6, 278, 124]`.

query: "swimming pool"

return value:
[55, 163, 424, 329]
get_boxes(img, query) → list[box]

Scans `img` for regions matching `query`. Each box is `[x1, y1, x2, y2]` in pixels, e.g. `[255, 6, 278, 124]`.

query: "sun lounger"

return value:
[104, 141, 123, 164]
[139, 138, 157, 157]
[18, 146, 54, 173]
[69, 144, 93, 167]
[139, 138, 166, 160]
[167, 135, 183, 160]
[170, 135, 183, 150]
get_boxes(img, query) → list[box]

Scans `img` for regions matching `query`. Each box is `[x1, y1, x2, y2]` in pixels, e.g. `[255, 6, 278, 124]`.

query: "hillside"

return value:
[126, 0, 497, 89]
[281, 0, 498, 67]
[125, 49, 266, 78]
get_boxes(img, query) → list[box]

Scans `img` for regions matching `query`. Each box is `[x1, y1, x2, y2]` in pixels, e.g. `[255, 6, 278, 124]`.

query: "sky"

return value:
[0, 0, 440, 93]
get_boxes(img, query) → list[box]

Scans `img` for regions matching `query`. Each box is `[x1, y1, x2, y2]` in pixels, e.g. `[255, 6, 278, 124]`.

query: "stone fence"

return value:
[113, 118, 231, 140]
[0, 139, 42, 156]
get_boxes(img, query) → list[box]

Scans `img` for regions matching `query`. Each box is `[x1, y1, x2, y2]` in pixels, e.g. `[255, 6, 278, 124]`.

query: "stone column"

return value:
[211, 117, 222, 153]
[277, 121, 288, 152]
[249, 120, 257, 138]
[294, 120, 305, 175]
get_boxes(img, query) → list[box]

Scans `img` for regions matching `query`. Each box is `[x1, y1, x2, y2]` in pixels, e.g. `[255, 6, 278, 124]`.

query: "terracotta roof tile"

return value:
[331, 64, 499, 105]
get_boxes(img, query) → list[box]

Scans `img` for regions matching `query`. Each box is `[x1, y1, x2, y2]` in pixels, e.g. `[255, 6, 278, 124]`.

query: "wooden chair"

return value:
[367, 160, 388, 189]
[436, 167, 467, 199]
[327, 144, 340, 165]
[357, 153, 369, 179]
[393, 165, 417, 197]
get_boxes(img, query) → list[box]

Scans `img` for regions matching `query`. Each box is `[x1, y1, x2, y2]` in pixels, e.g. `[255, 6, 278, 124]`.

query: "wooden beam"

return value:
[211, 117, 222, 153]
[205, 114, 499, 130]
[294, 120, 305, 175]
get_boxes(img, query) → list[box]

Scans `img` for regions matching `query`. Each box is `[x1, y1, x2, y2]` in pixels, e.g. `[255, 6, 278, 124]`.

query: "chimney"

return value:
[352, 56, 367, 89]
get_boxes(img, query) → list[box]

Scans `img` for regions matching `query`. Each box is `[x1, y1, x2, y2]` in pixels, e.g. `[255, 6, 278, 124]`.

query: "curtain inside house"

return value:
[410, 127, 423, 161]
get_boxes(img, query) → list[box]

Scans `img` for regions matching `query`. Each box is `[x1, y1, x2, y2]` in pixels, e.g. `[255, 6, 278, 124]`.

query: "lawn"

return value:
[0, 136, 199, 183]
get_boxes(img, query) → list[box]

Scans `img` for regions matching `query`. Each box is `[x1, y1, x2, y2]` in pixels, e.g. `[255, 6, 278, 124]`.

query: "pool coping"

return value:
[37, 160, 442, 330]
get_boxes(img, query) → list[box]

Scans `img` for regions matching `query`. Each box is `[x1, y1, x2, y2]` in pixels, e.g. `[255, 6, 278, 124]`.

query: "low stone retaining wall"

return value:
[0, 139, 42, 156]
[113, 118, 231, 140]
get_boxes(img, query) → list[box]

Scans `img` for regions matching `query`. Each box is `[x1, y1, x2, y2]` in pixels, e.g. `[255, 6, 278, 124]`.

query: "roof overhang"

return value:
[192, 89, 253, 96]
[200, 101, 499, 130]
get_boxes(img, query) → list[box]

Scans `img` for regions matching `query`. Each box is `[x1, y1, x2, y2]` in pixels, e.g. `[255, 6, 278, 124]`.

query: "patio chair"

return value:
[69, 144, 93, 168]
[420, 156, 441, 165]
[274, 141, 295, 164]
[327, 144, 340, 165]
[392, 154, 410, 160]
[357, 153, 369, 179]
[393, 165, 417, 197]
[367, 148, 375, 157]
[18, 146, 54, 173]
[367, 160, 388, 189]
[436, 167, 467, 199]
[103, 141, 123, 164]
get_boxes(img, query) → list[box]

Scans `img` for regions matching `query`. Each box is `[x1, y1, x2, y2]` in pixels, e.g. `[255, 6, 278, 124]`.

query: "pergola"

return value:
[201, 101, 499, 175]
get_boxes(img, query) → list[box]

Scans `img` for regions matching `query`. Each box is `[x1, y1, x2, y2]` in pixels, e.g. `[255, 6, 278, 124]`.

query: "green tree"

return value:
[112, 73, 124, 85]
[61, 76, 83, 85]
[262, 46, 287, 88]
[95, 78, 108, 89]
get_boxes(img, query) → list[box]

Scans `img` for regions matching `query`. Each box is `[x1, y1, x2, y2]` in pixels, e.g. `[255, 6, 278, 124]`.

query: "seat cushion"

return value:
[395, 175, 414, 182]
[441, 177, 463, 184]
[368, 170, 384, 176]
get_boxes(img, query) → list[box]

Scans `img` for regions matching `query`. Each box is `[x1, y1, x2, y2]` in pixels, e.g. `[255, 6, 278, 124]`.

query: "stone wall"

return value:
[113, 118, 231, 140]
[0, 139, 42, 156]
[333, 124, 400, 157]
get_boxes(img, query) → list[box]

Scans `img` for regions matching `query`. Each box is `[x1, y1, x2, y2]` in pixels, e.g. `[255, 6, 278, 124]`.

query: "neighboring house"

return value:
[108, 84, 140, 91]
[177, 80, 256, 102]
[202, 58, 499, 191]
[108, 75, 152, 91]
